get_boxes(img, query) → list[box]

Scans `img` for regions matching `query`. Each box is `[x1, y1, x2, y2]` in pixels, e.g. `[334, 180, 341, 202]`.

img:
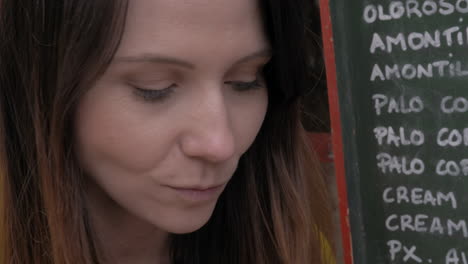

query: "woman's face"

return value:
[75, 0, 270, 234]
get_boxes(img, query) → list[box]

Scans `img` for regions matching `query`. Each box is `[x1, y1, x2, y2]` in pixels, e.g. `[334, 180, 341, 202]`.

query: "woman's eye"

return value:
[131, 84, 176, 102]
[226, 79, 263, 91]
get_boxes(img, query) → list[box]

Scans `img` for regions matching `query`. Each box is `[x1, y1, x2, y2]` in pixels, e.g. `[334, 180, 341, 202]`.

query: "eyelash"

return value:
[132, 78, 264, 102]
[132, 85, 176, 102]
[226, 79, 263, 91]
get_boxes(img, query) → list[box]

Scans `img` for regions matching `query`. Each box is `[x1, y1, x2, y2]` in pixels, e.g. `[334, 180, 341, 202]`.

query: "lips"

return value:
[169, 184, 224, 192]
[166, 183, 226, 203]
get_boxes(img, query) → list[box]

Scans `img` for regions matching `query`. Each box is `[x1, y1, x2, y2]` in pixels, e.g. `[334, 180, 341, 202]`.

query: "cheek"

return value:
[231, 89, 268, 152]
[74, 84, 176, 174]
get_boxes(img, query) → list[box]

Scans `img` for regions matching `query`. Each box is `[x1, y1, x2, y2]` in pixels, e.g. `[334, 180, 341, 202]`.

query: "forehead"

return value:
[116, 0, 268, 60]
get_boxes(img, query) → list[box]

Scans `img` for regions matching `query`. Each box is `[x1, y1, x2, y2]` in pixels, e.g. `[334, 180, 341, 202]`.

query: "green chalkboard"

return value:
[326, 1, 468, 263]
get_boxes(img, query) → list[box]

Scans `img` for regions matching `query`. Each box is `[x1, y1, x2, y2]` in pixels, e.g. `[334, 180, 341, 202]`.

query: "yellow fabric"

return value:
[321, 234, 337, 264]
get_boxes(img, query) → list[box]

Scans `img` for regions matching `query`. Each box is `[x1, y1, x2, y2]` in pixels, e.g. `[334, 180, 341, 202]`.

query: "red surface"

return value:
[318, 1, 354, 264]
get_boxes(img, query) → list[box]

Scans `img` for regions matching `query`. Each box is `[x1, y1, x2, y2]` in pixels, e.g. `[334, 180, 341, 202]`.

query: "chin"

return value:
[169, 221, 209, 234]
[167, 209, 216, 234]
[148, 200, 220, 235]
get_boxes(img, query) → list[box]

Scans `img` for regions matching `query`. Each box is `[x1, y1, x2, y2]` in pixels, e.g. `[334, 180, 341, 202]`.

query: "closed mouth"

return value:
[167, 183, 225, 192]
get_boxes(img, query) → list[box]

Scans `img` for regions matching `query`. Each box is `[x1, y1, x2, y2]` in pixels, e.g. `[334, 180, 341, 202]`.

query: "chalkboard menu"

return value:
[321, 1, 468, 263]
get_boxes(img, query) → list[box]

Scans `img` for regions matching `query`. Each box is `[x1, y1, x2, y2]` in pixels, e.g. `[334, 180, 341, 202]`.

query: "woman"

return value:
[0, 0, 333, 263]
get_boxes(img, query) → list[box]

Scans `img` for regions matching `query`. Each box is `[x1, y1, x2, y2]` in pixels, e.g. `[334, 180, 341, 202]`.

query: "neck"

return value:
[86, 180, 171, 264]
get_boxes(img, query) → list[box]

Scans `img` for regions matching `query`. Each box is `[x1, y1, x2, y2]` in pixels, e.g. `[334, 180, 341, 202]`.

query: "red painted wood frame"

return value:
[318, 1, 353, 264]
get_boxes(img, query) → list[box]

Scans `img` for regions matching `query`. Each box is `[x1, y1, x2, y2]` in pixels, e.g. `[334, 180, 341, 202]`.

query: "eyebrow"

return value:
[113, 48, 272, 69]
[232, 48, 272, 65]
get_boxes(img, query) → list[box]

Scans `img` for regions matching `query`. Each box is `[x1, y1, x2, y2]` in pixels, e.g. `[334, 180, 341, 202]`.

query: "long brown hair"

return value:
[0, 0, 333, 263]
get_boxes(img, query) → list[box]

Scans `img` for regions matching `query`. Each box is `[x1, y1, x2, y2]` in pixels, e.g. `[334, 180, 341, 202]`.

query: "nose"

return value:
[180, 87, 236, 163]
